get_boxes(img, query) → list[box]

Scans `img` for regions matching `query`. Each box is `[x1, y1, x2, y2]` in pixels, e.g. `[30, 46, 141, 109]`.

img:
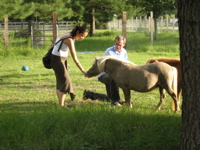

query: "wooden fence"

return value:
[107, 17, 178, 32]
[0, 16, 178, 47]
[0, 20, 76, 47]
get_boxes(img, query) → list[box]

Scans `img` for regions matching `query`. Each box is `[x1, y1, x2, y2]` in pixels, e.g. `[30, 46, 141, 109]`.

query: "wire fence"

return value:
[107, 17, 178, 32]
[0, 20, 76, 47]
[0, 18, 178, 47]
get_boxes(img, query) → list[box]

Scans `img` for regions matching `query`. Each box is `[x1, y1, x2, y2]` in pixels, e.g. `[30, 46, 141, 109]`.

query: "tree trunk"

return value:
[90, 7, 95, 36]
[27, 15, 34, 35]
[178, 0, 200, 149]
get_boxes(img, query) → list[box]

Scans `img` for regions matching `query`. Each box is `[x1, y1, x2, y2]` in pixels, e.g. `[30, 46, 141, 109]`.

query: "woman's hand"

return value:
[82, 71, 89, 78]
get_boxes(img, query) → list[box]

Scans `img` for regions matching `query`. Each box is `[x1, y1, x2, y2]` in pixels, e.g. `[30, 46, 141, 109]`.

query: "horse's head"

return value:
[86, 56, 109, 77]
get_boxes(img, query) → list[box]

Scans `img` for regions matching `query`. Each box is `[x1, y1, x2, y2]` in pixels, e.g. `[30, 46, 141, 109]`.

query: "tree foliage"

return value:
[128, 0, 177, 18]
[78, 0, 134, 27]
[1, 0, 177, 23]
[0, 0, 177, 37]
[0, 0, 73, 21]
[127, 0, 177, 40]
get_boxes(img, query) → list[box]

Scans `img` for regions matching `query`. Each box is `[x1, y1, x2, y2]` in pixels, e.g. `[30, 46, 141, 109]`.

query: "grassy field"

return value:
[0, 31, 181, 150]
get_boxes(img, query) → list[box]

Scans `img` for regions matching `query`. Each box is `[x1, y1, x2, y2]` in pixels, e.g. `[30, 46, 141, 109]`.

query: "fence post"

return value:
[53, 12, 57, 43]
[172, 15, 175, 32]
[144, 15, 147, 28]
[136, 17, 138, 31]
[150, 11, 154, 45]
[160, 16, 163, 32]
[31, 25, 33, 47]
[4, 16, 9, 47]
[166, 15, 169, 32]
[122, 11, 127, 48]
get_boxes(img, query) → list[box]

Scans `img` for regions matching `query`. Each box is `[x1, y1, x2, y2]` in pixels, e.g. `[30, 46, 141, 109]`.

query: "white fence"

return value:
[107, 18, 178, 32]
[0, 18, 178, 47]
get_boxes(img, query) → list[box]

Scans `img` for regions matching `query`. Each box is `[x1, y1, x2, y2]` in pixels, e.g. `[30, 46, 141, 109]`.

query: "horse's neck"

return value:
[97, 57, 109, 72]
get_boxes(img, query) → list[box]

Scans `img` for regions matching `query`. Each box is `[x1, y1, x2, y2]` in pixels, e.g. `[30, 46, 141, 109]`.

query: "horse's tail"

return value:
[171, 66, 178, 97]
[171, 67, 178, 111]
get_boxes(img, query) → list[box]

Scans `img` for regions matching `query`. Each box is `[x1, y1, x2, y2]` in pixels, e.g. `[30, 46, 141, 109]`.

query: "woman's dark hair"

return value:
[70, 24, 88, 37]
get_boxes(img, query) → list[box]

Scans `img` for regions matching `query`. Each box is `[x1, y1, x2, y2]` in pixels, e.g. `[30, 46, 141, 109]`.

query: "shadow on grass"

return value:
[0, 99, 181, 150]
[0, 101, 56, 113]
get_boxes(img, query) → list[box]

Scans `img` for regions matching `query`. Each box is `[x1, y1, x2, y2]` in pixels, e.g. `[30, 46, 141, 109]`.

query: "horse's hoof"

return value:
[174, 108, 181, 112]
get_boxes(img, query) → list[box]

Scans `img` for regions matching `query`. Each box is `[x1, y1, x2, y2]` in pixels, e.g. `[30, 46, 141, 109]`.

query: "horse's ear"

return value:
[95, 57, 100, 61]
[94, 57, 99, 64]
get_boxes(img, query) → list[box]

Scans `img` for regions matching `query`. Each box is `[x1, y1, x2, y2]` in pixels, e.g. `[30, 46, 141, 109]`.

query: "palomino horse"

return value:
[86, 56, 179, 112]
[146, 57, 181, 106]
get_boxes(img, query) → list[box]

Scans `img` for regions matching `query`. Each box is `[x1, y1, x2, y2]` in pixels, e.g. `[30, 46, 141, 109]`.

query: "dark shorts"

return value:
[50, 54, 74, 94]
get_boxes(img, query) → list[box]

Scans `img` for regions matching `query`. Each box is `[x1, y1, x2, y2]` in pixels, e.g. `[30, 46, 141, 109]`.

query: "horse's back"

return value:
[146, 57, 180, 69]
[141, 62, 173, 74]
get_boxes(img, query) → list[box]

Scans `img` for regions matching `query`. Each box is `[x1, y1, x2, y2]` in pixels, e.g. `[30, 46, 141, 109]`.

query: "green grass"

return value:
[0, 31, 181, 150]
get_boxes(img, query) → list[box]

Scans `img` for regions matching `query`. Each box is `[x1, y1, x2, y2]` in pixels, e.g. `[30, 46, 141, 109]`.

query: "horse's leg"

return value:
[166, 67, 180, 112]
[168, 92, 179, 112]
[164, 87, 180, 112]
[177, 81, 182, 107]
[122, 88, 132, 108]
[155, 87, 166, 110]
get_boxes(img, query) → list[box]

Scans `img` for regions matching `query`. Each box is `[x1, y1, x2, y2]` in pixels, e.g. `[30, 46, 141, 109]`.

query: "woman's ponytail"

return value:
[70, 24, 88, 37]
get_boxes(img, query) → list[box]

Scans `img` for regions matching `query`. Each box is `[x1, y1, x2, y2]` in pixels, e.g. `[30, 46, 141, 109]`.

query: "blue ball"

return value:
[22, 66, 30, 71]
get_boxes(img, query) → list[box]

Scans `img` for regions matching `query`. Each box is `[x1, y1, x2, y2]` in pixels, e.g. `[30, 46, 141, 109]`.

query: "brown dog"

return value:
[146, 57, 181, 102]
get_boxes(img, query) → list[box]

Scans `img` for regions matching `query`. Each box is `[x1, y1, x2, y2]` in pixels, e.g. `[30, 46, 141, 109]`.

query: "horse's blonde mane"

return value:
[95, 56, 110, 72]
[94, 56, 137, 72]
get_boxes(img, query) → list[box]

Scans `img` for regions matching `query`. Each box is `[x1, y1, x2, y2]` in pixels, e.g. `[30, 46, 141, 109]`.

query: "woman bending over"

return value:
[50, 24, 88, 106]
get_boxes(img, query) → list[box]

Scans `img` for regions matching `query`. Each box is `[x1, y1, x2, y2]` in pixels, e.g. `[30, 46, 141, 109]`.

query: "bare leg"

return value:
[56, 89, 60, 100]
[56, 90, 66, 107]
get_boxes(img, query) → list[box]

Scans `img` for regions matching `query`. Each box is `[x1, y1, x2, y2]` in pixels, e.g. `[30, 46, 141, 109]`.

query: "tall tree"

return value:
[0, 0, 26, 20]
[21, 0, 73, 21]
[0, 0, 74, 38]
[0, 0, 73, 21]
[129, 0, 177, 40]
[80, 0, 133, 36]
[178, 0, 200, 149]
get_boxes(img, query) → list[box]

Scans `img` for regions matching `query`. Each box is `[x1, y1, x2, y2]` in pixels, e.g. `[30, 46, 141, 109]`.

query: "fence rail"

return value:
[107, 18, 178, 32]
[0, 21, 76, 47]
[0, 18, 178, 47]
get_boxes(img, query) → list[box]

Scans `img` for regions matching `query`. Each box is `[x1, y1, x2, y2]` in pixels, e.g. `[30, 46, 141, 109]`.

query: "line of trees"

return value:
[0, 0, 177, 36]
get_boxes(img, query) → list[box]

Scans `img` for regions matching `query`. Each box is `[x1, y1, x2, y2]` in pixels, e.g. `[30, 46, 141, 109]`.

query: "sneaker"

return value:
[70, 93, 75, 101]
[110, 101, 122, 107]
